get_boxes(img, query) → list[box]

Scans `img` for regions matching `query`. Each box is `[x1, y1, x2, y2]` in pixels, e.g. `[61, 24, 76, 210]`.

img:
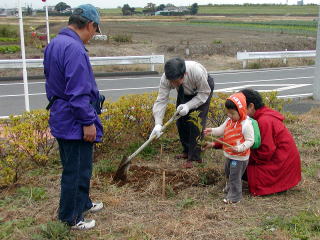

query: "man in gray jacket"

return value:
[150, 57, 214, 168]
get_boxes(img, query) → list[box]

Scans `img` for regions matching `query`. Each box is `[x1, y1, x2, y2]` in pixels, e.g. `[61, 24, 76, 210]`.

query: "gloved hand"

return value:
[177, 104, 189, 116]
[150, 124, 163, 139]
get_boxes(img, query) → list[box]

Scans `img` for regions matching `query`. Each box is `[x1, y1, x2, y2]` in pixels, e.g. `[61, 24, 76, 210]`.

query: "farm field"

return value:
[0, 14, 317, 77]
[0, 6, 320, 240]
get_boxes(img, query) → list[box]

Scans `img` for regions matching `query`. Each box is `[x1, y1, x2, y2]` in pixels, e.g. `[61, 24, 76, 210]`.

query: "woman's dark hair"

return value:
[240, 88, 264, 110]
[225, 99, 238, 111]
[68, 14, 90, 29]
[164, 57, 186, 81]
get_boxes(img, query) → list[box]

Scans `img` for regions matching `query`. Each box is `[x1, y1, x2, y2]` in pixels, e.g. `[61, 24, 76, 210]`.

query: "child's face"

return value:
[226, 108, 240, 122]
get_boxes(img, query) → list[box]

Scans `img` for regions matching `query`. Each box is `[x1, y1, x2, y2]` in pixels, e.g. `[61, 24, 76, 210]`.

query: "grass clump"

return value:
[112, 33, 133, 43]
[32, 221, 73, 240]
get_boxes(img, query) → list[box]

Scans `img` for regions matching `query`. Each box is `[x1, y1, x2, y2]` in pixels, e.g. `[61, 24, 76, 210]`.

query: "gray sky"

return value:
[1, 0, 319, 9]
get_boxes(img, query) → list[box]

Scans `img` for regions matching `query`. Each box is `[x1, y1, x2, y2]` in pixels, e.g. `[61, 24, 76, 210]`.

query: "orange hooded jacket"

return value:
[223, 92, 250, 158]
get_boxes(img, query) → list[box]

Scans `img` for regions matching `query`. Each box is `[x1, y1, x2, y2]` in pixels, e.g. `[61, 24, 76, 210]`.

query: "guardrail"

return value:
[0, 55, 165, 71]
[237, 50, 316, 68]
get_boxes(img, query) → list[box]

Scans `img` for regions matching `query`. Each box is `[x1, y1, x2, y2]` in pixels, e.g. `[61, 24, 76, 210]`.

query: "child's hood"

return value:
[227, 92, 247, 121]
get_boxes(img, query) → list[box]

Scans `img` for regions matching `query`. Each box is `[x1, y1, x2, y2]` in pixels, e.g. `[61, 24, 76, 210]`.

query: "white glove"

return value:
[177, 104, 189, 116]
[150, 124, 162, 139]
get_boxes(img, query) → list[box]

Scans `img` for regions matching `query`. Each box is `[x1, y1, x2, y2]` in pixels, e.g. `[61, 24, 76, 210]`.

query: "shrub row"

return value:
[0, 91, 290, 187]
[0, 37, 18, 43]
[0, 45, 21, 54]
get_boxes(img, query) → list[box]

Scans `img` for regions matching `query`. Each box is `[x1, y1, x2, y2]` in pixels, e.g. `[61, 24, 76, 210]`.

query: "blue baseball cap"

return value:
[73, 4, 101, 33]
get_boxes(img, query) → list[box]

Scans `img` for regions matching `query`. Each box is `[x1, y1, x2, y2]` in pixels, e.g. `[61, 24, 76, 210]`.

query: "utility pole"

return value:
[314, 6, 320, 100]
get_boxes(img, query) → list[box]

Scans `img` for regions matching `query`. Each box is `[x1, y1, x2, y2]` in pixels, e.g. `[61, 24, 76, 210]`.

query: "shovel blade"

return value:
[113, 156, 130, 182]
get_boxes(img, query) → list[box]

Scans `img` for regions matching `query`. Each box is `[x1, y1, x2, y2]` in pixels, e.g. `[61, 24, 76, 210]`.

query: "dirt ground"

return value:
[0, 15, 317, 77]
[1, 107, 320, 239]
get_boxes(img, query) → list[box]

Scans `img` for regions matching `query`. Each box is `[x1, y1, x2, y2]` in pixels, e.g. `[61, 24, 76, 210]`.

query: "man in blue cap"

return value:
[44, 4, 103, 230]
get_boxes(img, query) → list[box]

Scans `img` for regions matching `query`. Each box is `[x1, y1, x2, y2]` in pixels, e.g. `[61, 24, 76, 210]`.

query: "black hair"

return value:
[225, 99, 238, 112]
[68, 14, 90, 29]
[240, 88, 264, 110]
[164, 57, 186, 81]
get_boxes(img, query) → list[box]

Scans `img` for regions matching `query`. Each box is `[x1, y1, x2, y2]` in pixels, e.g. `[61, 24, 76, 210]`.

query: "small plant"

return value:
[248, 62, 261, 69]
[17, 186, 47, 201]
[212, 39, 222, 44]
[177, 197, 196, 209]
[0, 217, 35, 239]
[112, 33, 133, 43]
[166, 185, 176, 199]
[94, 158, 117, 175]
[33, 221, 72, 240]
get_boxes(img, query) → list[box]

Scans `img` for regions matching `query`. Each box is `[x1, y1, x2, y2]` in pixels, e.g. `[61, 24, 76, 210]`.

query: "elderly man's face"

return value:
[170, 76, 184, 88]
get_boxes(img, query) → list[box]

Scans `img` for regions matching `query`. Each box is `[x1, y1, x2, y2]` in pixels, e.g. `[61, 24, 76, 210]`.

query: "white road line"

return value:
[278, 93, 313, 98]
[0, 76, 313, 87]
[0, 82, 313, 98]
[210, 66, 315, 75]
[217, 76, 312, 85]
[99, 86, 159, 92]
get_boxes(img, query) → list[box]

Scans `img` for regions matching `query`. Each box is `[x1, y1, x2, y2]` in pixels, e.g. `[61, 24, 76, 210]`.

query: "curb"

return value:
[0, 71, 159, 82]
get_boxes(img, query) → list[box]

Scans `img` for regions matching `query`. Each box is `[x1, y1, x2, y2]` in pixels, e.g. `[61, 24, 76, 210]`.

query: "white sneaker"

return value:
[89, 202, 103, 213]
[71, 219, 95, 230]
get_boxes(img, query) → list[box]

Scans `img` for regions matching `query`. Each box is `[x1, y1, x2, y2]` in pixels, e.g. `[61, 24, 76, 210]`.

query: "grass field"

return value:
[189, 19, 318, 36]
[198, 4, 319, 16]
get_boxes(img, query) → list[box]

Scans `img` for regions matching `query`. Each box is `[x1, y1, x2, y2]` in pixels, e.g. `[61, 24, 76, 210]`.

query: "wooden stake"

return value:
[162, 170, 166, 198]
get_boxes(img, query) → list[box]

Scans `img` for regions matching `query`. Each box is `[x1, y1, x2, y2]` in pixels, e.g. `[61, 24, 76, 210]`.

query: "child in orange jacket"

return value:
[204, 92, 254, 203]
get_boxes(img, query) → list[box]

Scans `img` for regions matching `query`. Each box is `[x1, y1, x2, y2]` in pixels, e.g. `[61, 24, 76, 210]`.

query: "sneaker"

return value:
[71, 219, 95, 230]
[89, 202, 103, 213]
[223, 198, 240, 204]
[182, 161, 193, 169]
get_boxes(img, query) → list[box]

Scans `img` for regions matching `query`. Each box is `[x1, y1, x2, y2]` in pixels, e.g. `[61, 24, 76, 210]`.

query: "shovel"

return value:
[113, 111, 181, 182]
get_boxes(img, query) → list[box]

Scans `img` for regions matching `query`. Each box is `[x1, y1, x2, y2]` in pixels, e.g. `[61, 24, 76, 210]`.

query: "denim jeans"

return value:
[57, 139, 94, 225]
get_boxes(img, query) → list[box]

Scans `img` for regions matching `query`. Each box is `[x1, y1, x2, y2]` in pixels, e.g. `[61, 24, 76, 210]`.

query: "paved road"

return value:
[0, 66, 315, 117]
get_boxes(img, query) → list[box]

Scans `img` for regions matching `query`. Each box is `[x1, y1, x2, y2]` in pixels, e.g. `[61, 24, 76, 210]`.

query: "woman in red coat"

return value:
[240, 89, 301, 196]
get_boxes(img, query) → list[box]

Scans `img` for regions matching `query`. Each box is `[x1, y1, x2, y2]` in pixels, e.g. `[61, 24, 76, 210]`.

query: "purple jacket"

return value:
[44, 27, 103, 142]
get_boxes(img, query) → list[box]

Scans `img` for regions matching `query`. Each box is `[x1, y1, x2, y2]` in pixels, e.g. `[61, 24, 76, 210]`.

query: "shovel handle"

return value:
[126, 111, 181, 162]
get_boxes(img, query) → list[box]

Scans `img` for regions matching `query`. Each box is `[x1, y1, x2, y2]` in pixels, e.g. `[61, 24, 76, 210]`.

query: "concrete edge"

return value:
[0, 71, 159, 82]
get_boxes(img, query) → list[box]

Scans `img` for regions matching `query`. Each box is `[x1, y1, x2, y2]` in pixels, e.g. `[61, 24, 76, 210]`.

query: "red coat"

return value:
[247, 106, 301, 196]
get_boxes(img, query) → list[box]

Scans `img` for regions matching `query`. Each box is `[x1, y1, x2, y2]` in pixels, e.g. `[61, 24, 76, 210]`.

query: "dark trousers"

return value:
[57, 139, 94, 226]
[176, 75, 214, 161]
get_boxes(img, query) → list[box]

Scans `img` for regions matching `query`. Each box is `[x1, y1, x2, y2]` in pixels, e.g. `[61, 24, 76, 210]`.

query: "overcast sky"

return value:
[1, 0, 319, 9]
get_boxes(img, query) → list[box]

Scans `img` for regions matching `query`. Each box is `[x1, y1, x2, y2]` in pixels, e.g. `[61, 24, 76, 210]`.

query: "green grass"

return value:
[33, 221, 73, 240]
[189, 20, 318, 36]
[112, 19, 317, 36]
[246, 211, 320, 240]
[16, 186, 47, 202]
[177, 198, 196, 209]
[0, 45, 20, 54]
[198, 4, 319, 16]
[0, 37, 18, 43]
[0, 217, 35, 240]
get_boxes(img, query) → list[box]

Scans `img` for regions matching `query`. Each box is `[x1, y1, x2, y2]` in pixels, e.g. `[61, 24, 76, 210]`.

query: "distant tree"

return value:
[190, 3, 199, 15]
[143, 2, 156, 15]
[55, 2, 71, 12]
[121, 4, 135, 16]
[26, 5, 33, 16]
[156, 4, 166, 11]
[166, 3, 175, 7]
